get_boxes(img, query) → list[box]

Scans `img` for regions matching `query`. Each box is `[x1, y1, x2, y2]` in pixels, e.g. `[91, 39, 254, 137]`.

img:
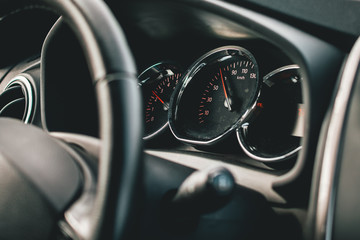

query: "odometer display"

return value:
[169, 46, 260, 144]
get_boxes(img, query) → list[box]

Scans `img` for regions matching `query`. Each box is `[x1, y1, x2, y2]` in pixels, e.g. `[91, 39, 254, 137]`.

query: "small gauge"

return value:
[139, 62, 182, 139]
[169, 46, 260, 145]
[237, 65, 303, 162]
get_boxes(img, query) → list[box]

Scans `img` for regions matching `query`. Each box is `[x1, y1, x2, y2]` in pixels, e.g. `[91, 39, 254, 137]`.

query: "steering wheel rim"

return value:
[0, 1, 143, 240]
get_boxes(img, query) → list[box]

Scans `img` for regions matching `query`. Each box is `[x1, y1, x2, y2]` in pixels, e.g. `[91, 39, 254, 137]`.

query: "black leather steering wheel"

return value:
[0, 0, 142, 239]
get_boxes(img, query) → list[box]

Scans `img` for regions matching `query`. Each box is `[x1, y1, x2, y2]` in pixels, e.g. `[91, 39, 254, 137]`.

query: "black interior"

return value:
[0, 0, 359, 239]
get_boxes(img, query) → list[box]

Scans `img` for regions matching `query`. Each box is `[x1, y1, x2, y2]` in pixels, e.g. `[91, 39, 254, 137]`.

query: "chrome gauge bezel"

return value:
[169, 46, 261, 146]
[236, 64, 303, 162]
[4, 75, 35, 124]
[138, 62, 183, 140]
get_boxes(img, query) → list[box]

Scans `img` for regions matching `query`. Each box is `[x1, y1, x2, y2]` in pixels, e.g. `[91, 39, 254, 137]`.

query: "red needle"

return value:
[219, 68, 232, 111]
[152, 91, 165, 104]
[220, 68, 228, 98]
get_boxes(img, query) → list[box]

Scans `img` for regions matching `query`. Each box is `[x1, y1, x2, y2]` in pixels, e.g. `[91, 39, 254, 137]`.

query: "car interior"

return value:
[0, 0, 359, 239]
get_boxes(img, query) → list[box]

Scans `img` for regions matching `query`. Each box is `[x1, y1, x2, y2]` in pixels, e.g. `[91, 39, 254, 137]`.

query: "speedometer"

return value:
[169, 46, 260, 145]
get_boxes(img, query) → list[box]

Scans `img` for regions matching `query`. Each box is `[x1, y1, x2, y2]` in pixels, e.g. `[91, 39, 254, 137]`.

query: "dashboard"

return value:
[0, 0, 359, 239]
[126, 4, 307, 174]
[37, 7, 306, 176]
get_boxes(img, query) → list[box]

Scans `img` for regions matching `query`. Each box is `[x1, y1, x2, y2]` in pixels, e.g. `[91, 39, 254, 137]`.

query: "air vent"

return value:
[0, 75, 34, 123]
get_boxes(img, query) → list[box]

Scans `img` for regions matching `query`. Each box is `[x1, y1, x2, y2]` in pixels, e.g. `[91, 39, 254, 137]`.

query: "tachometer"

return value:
[139, 62, 182, 139]
[169, 46, 260, 145]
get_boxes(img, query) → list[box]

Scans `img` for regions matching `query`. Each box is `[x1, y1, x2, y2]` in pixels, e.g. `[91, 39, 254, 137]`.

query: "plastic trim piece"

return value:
[146, 149, 286, 204]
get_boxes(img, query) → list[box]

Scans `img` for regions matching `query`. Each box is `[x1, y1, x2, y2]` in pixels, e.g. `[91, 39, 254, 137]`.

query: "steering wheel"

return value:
[0, 0, 142, 240]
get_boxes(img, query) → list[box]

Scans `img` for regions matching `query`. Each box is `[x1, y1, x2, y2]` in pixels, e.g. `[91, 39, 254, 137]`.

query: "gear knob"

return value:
[171, 166, 235, 214]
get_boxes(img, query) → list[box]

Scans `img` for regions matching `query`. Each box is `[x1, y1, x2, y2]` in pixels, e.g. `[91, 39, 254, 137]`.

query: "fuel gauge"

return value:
[139, 62, 182, 139]
[237, 65, 303, 162]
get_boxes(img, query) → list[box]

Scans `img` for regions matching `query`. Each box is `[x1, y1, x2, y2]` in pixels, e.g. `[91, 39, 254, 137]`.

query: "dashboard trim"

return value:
[146, 149, 286, 204]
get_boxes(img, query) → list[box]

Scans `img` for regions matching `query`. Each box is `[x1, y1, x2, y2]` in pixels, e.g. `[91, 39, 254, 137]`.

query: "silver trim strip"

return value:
[263, 64, 299, 82]
[4, 75, 34, 124]
[237, 127, 302, 162]
[315, 37, 360, 240]
[143, 122, 169, 140]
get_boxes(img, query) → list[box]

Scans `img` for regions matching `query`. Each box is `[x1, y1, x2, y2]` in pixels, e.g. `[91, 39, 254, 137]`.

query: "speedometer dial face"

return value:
[139, 62, 182, 139]
[169, 46, 260, 144]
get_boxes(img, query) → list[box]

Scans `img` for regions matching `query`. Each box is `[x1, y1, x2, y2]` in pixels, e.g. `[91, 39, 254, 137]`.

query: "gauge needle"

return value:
[219, 68, 232, 111]
[152, 91, 164, 104]
[152, 91, 169, 111]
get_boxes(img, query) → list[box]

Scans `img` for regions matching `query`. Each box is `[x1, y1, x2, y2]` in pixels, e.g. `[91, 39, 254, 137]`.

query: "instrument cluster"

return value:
[139, 46, 304, 163]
